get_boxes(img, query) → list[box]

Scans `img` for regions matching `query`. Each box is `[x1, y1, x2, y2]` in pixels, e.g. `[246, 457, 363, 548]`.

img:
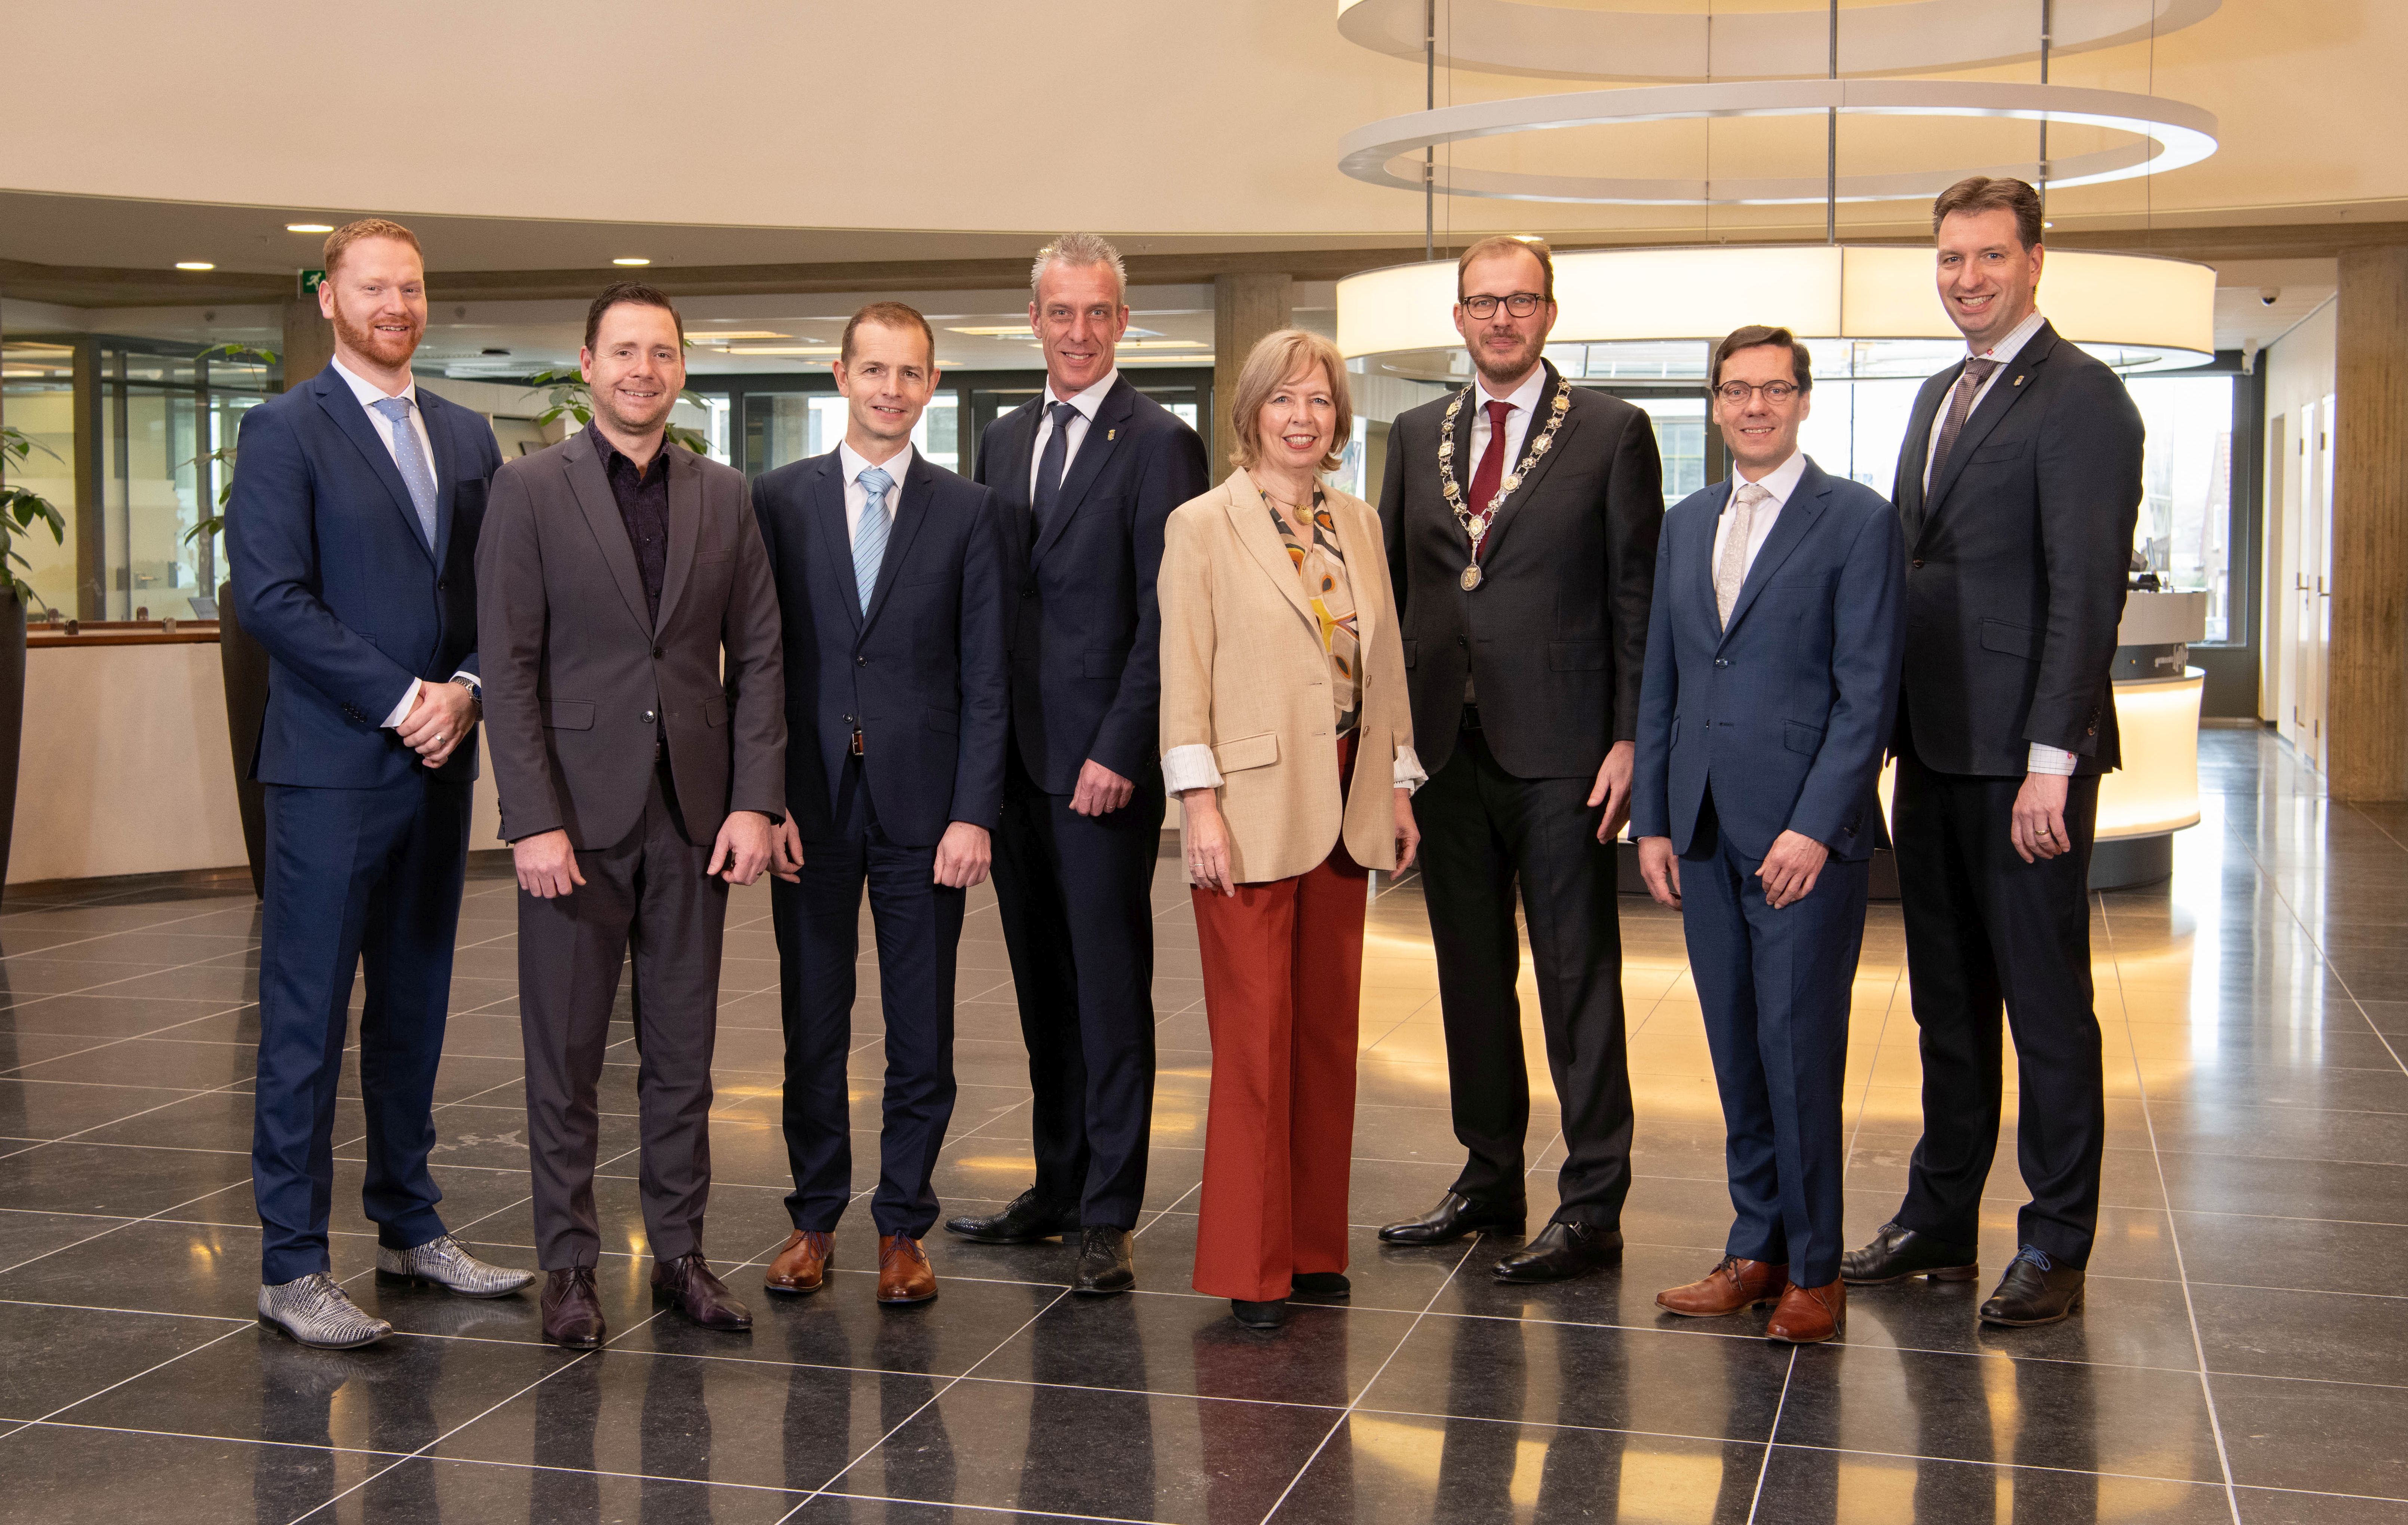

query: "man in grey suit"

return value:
[478, 282, 787, 1348]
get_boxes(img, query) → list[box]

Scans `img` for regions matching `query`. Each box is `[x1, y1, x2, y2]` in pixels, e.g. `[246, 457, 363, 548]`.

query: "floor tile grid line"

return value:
[2342, 799, 2408, 857]
[774, 1283, 1081, 1524]
[0, 987, 270, 1076]
[0, 894, 264, 946]
[1742, 1345, 1799, 1524]
[1760, 1439, 2263, 1495]
[1838, 960, 1909, 1196]
[2097, 892, 2245, 1525]
[812, 1490, 1169, 1525]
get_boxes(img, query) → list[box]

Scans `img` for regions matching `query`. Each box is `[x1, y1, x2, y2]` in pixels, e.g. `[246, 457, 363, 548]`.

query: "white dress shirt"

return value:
[1917, 308, 2075, 777]
[1463, 365, 1548, 488]
[1028, 368, 1119, 504]
[330, 357, 470, 729]
[1711, 448, 1809, 584]
[839, 440, 913, 545]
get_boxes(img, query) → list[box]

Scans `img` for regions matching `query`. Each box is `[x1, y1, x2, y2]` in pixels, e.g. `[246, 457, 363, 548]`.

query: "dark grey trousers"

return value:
[518, 765, 727, 1270]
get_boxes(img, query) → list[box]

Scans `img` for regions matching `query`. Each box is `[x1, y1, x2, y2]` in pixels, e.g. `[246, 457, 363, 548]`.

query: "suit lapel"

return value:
[1472, 364, 1577, 562]
[561, 434, 655, 637]
[805, 455, 863, 634]
[861, 454, 936, 633]
[310, 367, 436, 566]
[1922, 322, 2059, 534]
[1033, 378, 1134, 565]
[419, 395, 464, 569]
[1328, 489, 1379, 662]
[1224, 468, 1315, 630]
[651, 446, 703, 636]
[1718, 461, 1831, 646]
[1690, 478, 1730, 644]
[1896, 371, 1948, 543]
[994, 398, 1040, 532]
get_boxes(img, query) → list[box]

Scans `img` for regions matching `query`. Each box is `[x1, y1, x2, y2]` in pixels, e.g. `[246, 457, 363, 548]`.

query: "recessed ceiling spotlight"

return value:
[2044, 220, 2056, 229]
[286, 222, 334, 234]
[175, 261, 216, 272]
[613, 257, 652, 267]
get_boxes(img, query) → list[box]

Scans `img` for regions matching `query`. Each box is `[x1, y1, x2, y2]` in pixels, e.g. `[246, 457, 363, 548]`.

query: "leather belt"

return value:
[850, 728, 865, 757]
[1461, 703, 1484, 733]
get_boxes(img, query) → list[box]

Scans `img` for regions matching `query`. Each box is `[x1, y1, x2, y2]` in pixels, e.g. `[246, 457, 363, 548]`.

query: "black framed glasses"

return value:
[1712, 379, 1801, 404]
[1460, 292, 1546, 319]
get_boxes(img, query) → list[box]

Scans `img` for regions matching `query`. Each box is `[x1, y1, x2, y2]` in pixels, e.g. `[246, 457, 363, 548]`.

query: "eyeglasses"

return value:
[1712, 379, 1802, 404]
[1460, 292, 1546, 319]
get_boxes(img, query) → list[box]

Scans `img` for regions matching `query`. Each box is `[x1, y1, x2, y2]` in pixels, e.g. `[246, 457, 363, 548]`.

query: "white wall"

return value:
[9, 643, 505, 885]
[2258, 298, 2339, 725]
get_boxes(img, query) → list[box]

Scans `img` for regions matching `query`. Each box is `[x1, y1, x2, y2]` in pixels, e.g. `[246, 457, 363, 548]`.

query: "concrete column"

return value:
[2331, 245, 2408, 802]
[1211, 273, 1294, 484]
[279, 297, 334, 394]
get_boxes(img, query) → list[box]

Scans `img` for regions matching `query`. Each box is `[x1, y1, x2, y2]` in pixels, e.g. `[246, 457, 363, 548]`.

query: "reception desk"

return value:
[2088, 590, 2207, 890]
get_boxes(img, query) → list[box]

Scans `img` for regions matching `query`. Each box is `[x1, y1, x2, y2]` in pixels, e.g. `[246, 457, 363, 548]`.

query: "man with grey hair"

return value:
[947, 235, 1208, 1294]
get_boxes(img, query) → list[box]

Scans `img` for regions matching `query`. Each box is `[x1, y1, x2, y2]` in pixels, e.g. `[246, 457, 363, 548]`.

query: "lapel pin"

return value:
[1107, 429, 1117, 441]
[2013, 375, 2025, 386]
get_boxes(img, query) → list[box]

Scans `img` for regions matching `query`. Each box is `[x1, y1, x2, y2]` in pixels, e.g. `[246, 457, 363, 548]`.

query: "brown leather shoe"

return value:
[651, 1252, 752, 1331]
[1657, 1256, 1790, 1317]
[541, 1266, 605, 1349]
[1766, 1279, 1847, 1344]
[877, 1233, 938, 1305]
[765, 1231, 833, 1295]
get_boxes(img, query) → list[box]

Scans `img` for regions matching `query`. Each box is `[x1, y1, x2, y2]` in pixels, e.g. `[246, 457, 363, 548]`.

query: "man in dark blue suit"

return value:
[1631, 326, 1905, 1346]
[227, 218, 531, 1348]
[752, 302, 1010, 1307]
[947, 234, 1208, 1294]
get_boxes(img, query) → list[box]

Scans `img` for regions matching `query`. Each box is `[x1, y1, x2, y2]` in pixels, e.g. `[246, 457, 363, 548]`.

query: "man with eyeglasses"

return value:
[1632, 326, 1905, 1344]
[1376, 235, 1664, 1284]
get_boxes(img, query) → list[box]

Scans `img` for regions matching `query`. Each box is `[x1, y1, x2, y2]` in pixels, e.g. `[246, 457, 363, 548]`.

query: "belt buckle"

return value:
[1461, 703, 1482, 733]
[850, 729, 864, 757]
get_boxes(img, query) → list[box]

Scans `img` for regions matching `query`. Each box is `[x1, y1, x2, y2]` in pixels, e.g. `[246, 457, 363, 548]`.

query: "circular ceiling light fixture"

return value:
[1335, 0, 2220, 82]
[1338, 80, 2218, 205]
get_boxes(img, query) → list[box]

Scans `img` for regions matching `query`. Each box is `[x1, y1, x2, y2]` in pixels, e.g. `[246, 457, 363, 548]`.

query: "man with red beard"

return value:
[229, 218, 530, 1348]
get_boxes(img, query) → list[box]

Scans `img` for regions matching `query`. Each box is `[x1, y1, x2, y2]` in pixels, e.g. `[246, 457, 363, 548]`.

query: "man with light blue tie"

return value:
[227, 218, 531, 1349]
[751, 302, 1010, 1307]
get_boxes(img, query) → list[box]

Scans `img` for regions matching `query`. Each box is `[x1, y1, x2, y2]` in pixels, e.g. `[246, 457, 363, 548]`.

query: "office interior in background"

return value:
[1, 1, 2405, 1521]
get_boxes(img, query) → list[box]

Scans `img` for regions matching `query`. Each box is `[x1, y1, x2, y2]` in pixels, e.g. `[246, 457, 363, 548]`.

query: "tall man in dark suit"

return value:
[479, 282, 786, 1348]
[229, 218, 531, 1349]
[1841, 177, 2142, 1328]
[753, 302, 1010, 1308]
[946, 234, 1208, 1295]
[1634, 327, 1906, 1345]
[1377, 235, 1665, 1283]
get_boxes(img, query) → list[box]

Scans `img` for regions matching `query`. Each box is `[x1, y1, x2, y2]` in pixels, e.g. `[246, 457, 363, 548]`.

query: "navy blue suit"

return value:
[226, 363, 500, 1282]
[1631, 456, 1905, 1287]
[752, 448, 1009, 1237]
[973, 377, 1207, 1230]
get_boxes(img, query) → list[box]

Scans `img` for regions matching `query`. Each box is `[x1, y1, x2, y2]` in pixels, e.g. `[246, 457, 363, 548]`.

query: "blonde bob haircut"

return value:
[1228, 328, 1353, 475]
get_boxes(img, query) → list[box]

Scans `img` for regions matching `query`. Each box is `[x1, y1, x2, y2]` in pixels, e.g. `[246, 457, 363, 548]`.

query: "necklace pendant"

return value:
[1460, 561, 1483, 591]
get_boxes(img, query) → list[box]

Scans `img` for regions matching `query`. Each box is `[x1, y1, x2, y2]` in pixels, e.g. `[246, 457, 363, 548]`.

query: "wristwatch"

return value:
[448, 674, 482, 720]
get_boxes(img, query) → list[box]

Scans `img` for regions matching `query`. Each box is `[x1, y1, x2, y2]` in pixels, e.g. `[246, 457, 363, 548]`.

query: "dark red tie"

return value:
[1466, 399, 1513, 561]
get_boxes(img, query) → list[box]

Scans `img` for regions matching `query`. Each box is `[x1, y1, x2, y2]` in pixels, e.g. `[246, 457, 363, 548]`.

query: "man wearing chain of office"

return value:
[1376, 235, 1665, 1282]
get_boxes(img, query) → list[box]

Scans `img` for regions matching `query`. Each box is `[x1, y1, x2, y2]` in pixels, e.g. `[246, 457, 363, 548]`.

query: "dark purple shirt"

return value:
[588, 423, 670, 625]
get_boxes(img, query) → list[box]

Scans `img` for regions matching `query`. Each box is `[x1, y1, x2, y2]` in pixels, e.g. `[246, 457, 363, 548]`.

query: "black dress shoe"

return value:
[1493, 1220, 1623, 1283]
[1230, 1298, 1289, 1329]
[1378, 1191, 1528, 1246]
[1840, 1221, 1980, 1286]
[944, 1189, 1080, 1245]
[1073, 1226, 1135, 1295]
[1289, 1272, 1350, 1303]
[541, 1267, 604, 1349]
[1979, 1246, 2085, 1327]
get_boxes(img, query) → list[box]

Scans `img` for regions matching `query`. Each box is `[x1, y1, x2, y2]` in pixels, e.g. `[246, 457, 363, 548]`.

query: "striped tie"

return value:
[853, 465, 894, 615]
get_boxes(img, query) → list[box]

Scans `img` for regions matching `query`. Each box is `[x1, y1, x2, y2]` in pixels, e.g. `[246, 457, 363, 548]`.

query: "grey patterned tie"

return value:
[1716, 482, 1771, 630]
[1930, 356, 2000, 482]
[368, 396, 438, 549]
[853, 465, 894, 615]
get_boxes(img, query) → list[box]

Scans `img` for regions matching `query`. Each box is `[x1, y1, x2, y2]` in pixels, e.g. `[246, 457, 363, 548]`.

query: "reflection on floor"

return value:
[0, 729, 2403, 1522]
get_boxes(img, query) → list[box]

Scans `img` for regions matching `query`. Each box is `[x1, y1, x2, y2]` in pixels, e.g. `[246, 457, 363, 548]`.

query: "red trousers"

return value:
[1190, 840, 1368, 1302]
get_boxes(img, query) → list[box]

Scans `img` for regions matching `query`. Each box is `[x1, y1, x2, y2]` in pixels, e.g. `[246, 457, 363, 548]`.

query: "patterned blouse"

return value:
[1263, 484, 1361, 736]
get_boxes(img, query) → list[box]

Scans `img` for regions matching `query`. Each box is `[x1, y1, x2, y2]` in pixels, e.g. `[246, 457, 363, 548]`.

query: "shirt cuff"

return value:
[2027, 743, 2079, 776]
[1393, 742, 1429, 794]
[1161, 743, 1223, 795]
[380, 677, 422, 730]
[449, 670, 480, 694]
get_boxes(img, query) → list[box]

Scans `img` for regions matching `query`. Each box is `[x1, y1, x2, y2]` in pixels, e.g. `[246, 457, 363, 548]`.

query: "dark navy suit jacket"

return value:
[752, 448, 1010, 848]
[972, 375, 1209, 792]
[227, 363, 501, 789]
[1631, 456, 1907, 864]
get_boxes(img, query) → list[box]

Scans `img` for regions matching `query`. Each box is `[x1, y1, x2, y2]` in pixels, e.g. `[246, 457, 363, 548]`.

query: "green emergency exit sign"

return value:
[299, 268, 326, 296]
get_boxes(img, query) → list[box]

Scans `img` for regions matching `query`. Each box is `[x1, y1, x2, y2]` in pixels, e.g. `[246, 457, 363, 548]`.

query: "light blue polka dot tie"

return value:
[368, 396, 439, 550]
[853, 465, 894, 615]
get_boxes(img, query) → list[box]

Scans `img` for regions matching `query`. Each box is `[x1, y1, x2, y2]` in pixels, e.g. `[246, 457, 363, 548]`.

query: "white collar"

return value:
[1730, 448, 1810, 509]
[1474, 364, 1549, 415]
[1969, 308, 2047, 367]
[1045, 368, 1120, 420]
[839, 439, 913, 486]
[330, 353, 416, 408]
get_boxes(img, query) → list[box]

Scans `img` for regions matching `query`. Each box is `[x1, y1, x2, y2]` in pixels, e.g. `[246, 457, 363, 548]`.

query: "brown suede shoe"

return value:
[1657, 1256, 1790, 1317]
[877, 1233, 938, 1305]
[541, 1266, 605, 1349]
[765, 1231, 833, 1295]
[651, 1252, 752, 1331]
[1766, 1279, 1847, 1344]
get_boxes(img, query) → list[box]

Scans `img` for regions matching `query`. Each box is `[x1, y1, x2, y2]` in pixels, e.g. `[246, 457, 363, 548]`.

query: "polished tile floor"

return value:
[1, 729, 2404, 1522]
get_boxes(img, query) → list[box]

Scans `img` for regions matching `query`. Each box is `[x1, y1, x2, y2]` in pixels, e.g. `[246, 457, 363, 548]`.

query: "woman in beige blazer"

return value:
[1159, 328, 1421, 1330]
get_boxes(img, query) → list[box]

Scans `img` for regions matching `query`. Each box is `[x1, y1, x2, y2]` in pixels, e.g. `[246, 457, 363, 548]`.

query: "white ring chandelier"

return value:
[1338, 80, 2220, 206]
[1335, 0, 2221, 82]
